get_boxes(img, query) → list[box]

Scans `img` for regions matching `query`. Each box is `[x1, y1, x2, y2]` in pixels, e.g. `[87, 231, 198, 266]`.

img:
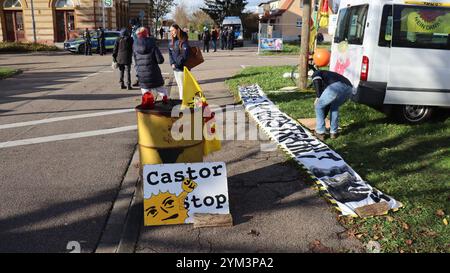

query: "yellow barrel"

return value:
[136, 100, 204, 166]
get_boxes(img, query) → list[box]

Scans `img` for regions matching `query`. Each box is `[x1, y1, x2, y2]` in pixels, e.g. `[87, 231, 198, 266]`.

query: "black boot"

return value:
[127, 84, 132, 90]
[132, 80, 139, 87]
[121, 83, 126, 89]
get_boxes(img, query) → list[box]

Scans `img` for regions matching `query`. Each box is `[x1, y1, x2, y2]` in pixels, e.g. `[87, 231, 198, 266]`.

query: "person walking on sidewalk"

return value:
[97, 27, 106, 56]
[211, 27, 218, 52]
[169, 24, 190, 100]
[227, 27, 235, 50]
[83, 28, 92, 56]
[134, 27, 167, 101]
[130, 18, 141, 87]
[112, 28, 134, 90]
[202, 27, 211, 53]
[221, 27, 228, 50]
[312, 66, 354, 141]
[159, 27, 164, 40]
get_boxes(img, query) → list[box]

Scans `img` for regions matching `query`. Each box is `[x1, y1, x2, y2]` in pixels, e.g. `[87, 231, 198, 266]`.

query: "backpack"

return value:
[184, 46, 204, 70]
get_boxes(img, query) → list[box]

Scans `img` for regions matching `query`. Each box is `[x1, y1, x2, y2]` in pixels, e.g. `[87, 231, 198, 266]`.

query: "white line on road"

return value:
[0, 125, 137, 149]
[0, 109, 135, 130]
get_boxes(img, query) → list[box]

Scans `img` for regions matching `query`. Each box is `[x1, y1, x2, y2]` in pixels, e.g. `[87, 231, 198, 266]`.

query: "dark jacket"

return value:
[169, 39, 190, 72]
[134, 37, 165, 89]
[112, 30, 133, 65]
[202, 31, 211, 42]
[312, 70, 353, 98]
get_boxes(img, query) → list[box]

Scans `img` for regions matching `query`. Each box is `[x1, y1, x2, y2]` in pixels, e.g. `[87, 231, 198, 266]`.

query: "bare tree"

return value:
[150, 0, 175, 34]
[190, 10, 214, 33]
[173, 3, 190, 28]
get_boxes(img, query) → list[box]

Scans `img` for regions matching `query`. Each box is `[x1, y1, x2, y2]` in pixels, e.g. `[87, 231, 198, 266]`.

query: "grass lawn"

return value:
[226, 65, 450, 253]
[0, 67, 20, 79]
[0, 42, 59, 53]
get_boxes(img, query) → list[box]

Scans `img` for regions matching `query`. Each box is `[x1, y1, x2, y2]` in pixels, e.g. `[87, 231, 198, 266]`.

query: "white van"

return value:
[222, 16, 244, 47]
[330, 0, 450, 123]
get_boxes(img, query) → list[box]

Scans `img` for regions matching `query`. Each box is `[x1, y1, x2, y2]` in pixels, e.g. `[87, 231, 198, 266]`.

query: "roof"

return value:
[259, 0, 296, 20]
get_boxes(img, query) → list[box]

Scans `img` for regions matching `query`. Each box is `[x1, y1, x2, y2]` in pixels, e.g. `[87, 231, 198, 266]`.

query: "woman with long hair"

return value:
[168, 24, 190, 100]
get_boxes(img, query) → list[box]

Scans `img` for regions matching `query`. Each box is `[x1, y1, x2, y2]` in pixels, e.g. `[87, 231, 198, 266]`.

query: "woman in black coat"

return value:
[112, 28, 133, 89]
[134, 27, 168, 100]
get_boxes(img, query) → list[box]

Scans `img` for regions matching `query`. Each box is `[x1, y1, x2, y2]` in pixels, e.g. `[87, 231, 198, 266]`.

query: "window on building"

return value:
[296, 17, 302, 28]
[391, 4, 450, 50]
[55, 0, 74, 8]
[3, 0, 22, 8]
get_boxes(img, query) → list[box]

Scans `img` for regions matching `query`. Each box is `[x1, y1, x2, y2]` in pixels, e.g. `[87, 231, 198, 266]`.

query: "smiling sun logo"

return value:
[144, 178, 197, 226]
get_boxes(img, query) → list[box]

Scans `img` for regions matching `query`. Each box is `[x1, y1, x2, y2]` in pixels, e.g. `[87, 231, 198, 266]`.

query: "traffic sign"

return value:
[103, 0, 113, 8]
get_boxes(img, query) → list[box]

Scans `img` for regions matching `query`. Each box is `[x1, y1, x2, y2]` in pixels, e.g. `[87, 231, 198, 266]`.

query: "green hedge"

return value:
[0, 42, 59, 53]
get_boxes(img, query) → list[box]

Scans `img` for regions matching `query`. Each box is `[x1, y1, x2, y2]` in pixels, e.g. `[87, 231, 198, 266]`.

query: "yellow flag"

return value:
[182, 67, 221, 155]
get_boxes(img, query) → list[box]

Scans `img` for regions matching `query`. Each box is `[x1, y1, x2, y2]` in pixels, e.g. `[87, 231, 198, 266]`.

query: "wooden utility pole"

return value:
[299, 0, 312, 89]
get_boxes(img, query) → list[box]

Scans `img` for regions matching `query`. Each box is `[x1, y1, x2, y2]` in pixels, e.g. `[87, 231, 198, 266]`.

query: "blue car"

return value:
[64, 30, 121, 54]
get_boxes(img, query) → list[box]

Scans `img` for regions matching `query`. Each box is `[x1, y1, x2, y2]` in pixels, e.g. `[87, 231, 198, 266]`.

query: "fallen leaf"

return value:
[405, 239, 413, 246]
[309, 240, 333, 253]
[402, 222, 410, 230]
[444, 218, 448, 226]
[356, 233, 363, 239]
[436, 209, 445, 217]
[248, 229, 260, 237]
[386, 216, 394, 222]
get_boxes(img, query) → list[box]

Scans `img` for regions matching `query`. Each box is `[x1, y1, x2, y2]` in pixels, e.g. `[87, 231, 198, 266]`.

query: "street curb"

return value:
[95, 147, 141, 253]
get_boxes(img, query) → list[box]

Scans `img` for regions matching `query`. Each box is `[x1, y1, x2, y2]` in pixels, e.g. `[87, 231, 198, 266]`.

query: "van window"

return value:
[334, 5, 369, 45]
[392, 5, 450, 50]
[379, 5, 393, 47]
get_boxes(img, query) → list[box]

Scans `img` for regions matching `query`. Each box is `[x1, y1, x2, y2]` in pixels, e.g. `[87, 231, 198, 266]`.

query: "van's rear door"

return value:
[385, 3, 450, 106]
[330, 4, 369, 87]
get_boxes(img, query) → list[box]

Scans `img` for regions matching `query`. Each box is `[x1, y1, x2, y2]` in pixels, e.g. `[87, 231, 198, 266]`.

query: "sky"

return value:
[169, 0, 262, 17]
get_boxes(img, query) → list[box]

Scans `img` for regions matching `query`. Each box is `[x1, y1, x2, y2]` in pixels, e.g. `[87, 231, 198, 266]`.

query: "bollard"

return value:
[136, 100, 204, 166]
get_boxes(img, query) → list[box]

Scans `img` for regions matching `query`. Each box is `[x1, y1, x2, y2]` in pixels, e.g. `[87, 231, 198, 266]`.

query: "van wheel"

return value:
[396, 105, 433, 124]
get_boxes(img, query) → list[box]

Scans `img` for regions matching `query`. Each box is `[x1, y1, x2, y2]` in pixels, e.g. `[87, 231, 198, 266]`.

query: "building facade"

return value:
[0, 0, 153, 44]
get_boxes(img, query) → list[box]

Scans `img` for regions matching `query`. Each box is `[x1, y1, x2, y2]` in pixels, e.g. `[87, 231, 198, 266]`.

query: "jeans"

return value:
[212, 40, 217, 51]
[118, 64, 131, 86]
[315, 82, 352, 134]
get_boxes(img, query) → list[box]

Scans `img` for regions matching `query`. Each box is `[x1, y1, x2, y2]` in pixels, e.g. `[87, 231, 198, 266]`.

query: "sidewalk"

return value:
[134, 47, 364, 253]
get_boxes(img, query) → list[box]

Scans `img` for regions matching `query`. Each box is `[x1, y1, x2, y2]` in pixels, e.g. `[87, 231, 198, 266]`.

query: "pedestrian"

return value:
[311, 64, 354, 140]
[211, 27, 218, 52]
[221, 27, 228, 50]
[168, 24, 190, 100]
[97, 27, 106, 55]
[112, 28, 134, 90]
[130, 18, 141, 87]
[159, 27, 164, 40]
[83, 28, 92, 56]
[227, 27, 235, 50]
[134, 27, 168, 103]
[202, 27, 211, 53]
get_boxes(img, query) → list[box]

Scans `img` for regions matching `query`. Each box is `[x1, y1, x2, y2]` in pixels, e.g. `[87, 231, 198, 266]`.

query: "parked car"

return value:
[330, 0, 450, 123]
[64, 30, 121, 54]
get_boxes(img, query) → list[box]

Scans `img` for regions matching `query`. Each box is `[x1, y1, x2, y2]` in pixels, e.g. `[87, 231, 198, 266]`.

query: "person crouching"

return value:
[312, 65, 354, 140]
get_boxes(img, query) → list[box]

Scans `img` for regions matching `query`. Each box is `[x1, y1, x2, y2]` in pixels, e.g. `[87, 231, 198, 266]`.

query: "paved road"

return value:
[0, 51, 141, 252]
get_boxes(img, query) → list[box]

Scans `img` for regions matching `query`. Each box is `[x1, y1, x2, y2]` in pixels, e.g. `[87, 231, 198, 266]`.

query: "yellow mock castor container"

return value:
[136, 100, 204, 166]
